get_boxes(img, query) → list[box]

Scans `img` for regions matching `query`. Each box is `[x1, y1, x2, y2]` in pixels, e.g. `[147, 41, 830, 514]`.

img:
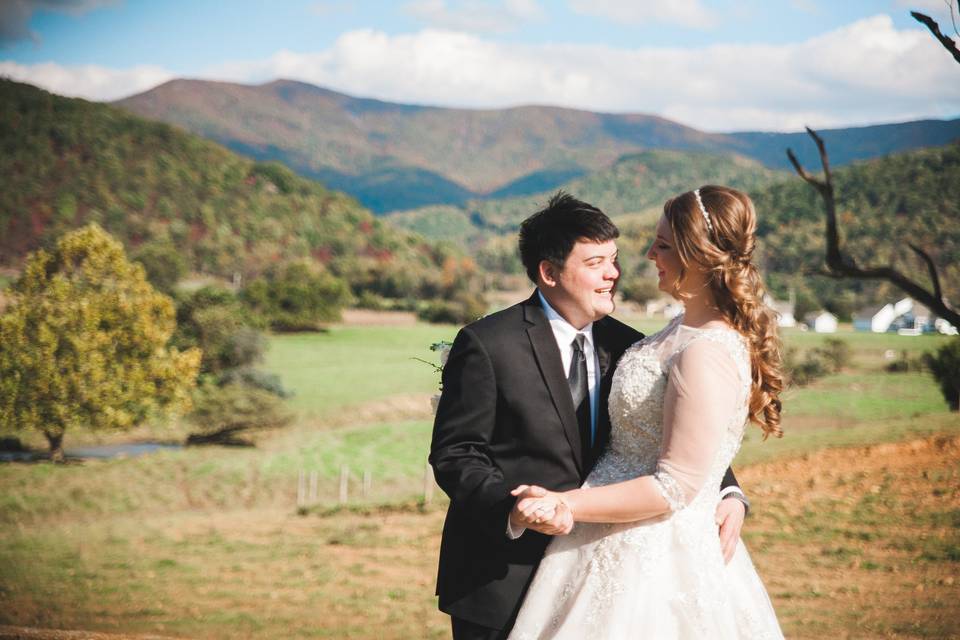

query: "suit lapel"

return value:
[522, 293, 585, 477]
[591, 317, 616, 467]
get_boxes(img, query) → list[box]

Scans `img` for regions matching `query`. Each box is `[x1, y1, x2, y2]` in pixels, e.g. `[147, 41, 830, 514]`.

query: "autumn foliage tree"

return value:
[0, 224, 201, 460]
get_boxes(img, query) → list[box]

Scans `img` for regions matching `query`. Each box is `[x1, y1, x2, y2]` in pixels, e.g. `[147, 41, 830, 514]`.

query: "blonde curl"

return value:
[664, 185, 784, 439]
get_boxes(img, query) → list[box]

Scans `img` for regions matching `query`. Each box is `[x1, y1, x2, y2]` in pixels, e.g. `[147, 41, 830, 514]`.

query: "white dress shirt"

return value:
[537, 290, 600, 443]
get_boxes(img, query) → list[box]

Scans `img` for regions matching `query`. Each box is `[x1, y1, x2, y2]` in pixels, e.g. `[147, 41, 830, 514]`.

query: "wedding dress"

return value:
[508, 315, 783, 639]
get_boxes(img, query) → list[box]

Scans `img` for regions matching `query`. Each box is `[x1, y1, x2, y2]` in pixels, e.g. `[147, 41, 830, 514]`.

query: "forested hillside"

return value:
[393, 142, 960, 317]
[116, 78, 960, 214]
[0, 79, 473, 303]
[389, 149, 787, 244]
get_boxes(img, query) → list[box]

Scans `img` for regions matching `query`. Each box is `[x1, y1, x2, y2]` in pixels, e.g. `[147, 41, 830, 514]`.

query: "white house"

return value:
[642, 298, 684, 319]
[764, 294, 796, 328]
[803, 311, 838, 333]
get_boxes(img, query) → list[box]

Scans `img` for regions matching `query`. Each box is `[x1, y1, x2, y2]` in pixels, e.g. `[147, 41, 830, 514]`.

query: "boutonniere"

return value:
[415, 341, 452, 414]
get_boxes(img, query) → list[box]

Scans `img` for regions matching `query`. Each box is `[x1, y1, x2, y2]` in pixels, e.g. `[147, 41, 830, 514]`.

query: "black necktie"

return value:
[569, 334, 592, 463]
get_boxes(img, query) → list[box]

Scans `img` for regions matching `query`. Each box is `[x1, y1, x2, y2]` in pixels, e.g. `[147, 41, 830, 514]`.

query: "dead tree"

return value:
[911, 8, 960, 65]
[785, 128, 960, 328]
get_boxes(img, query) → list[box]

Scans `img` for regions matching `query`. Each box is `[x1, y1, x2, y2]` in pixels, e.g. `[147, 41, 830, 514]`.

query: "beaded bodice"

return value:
[589, 314, 751, 509]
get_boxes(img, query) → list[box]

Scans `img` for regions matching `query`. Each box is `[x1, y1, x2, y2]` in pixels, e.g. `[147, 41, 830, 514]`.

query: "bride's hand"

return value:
[512, 485, 564, 522]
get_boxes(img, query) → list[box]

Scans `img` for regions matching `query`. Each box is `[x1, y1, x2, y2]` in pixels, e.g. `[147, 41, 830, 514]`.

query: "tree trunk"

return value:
[45, 431, 65, 463]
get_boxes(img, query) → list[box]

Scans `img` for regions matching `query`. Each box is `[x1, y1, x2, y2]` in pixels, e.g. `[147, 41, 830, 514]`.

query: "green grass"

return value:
[262, 325, 458, 417]
[0, 321, 954, 528]
[784, 371, 945, 421]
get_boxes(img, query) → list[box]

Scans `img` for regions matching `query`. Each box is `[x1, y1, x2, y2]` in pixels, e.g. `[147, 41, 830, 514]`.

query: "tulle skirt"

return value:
[508, 502, 783, 640]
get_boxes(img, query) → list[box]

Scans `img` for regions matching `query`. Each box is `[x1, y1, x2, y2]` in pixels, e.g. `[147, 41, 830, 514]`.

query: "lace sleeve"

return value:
[657, 337, 742, 511]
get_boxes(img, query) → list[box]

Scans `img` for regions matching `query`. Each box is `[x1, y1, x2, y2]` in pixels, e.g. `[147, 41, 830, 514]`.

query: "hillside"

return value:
[388, 149, 789, 246]
[115, 78, 960, 213]
[393, 142, 960, 315]
[0, 79, 456, 301]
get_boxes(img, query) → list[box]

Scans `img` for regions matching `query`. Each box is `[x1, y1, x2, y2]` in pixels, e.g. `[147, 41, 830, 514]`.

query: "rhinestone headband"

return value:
[693, 188, 714, 233]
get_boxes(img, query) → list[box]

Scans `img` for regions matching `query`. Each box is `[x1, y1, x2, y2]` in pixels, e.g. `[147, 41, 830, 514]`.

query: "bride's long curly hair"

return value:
[663, 185, 784, 438]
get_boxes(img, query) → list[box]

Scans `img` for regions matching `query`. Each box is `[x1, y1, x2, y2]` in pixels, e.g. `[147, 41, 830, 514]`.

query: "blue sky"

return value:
[2, 0, 958, 131]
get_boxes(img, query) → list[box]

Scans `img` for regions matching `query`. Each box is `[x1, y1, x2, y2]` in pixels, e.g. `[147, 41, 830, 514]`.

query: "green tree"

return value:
[0, 224, 201, 461]
[131, 239, 189, 294]
[241, 260, 353, 331]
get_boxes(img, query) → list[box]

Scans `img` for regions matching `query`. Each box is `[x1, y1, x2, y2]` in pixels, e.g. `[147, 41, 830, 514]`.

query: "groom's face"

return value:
[540, 239, 620, 329]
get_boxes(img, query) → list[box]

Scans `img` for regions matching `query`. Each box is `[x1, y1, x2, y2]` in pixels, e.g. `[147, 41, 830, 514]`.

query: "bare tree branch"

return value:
[908, 242, 944, 302]
[785, 128, 960, 328]
[912, 11, 960, 64]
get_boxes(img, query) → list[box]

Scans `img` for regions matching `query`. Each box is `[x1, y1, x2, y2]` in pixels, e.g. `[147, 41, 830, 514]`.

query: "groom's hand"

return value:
[509, 484, 546, 532]
[511, 485, 574, 536]
[715, 497, 745, 564]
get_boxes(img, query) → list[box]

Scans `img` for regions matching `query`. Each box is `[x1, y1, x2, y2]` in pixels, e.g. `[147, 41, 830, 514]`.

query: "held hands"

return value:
[510, 485, 574, 536]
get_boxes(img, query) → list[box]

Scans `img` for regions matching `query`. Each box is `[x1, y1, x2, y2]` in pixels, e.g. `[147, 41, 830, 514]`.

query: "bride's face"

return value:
[646, 214, 707, 297]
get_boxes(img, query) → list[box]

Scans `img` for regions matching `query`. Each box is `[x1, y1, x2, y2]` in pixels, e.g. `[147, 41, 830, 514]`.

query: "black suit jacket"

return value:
[429, 292, 740, 630]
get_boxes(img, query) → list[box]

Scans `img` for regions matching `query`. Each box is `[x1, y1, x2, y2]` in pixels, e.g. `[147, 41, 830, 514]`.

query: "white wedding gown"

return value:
[509, 315, 784, 639]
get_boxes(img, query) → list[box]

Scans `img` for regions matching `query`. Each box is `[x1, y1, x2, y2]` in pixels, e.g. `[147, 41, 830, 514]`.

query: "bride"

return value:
[507, 186, 785, 639]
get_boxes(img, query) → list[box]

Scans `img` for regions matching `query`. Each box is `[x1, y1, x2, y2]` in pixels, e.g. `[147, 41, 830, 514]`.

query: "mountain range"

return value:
[115, 78, 960, 214]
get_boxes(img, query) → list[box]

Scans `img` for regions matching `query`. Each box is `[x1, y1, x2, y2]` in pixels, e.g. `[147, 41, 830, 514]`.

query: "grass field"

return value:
[262, 325, 458, 419]
[0, 319, 958, 638]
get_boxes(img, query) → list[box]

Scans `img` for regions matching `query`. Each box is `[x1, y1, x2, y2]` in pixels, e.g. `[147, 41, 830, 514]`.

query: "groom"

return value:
[429, 193, 748, 640]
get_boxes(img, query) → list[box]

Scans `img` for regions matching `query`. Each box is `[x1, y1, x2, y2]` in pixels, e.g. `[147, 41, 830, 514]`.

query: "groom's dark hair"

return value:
[518, 191, 619, 283]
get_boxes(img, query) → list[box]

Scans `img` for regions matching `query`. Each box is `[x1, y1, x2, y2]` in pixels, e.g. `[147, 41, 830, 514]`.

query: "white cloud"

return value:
[0, 60, 172, 100]
[403, 0, 544, 34]
[568, 0, 717, 29]
[4, 14, 959, 131]
[0, 0, 117, 44]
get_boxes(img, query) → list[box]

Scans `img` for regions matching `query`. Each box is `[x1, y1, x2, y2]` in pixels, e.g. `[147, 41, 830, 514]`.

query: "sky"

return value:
[1, 0, 958, 132]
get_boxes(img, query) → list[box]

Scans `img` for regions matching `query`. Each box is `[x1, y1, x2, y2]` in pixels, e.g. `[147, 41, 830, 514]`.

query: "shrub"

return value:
[885, 350, 927, 373]
[814, 338, 852, 373]
[186, 381, 292, 445]
[618, 277, 660, 306]
[131, 239, 188, 293]
[417, 293, 488, 325]
[218, 367, 292, 398]
[241, 260, 352, 331]
[783, 346, 830, 387]
[172, 287, 265, 374]
[924, 340, 960, 411]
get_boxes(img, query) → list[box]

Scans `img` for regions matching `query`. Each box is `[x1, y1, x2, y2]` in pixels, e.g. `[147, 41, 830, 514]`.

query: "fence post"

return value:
[297, 470, 306, 509]
[339, 464, 349, 504]
[423, 462, 435, 504]
[309, 471, 319, 504]
[362, 470, 372, 499]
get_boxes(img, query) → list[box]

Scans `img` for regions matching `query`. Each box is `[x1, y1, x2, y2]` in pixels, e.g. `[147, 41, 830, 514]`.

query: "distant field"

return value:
[261, 318, 953, 420]
[263, 325, 458, 418]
